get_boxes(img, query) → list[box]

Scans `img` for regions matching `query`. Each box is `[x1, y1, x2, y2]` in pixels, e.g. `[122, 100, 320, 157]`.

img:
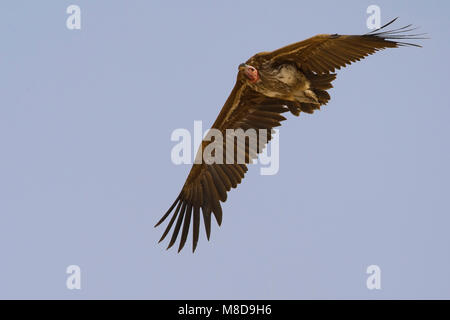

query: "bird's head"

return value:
[239, 63, 259, 83]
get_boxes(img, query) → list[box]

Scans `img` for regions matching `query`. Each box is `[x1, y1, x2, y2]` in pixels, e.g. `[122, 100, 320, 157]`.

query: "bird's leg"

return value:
[292, 89, 320, 104]
[303, 89, 319, 103]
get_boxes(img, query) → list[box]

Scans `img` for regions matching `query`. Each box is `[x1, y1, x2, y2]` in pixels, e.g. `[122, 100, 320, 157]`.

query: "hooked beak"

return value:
[238, 63, 247, 70]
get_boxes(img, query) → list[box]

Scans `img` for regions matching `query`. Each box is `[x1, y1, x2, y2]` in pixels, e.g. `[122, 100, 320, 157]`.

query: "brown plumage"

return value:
[155, 18, 423, 252]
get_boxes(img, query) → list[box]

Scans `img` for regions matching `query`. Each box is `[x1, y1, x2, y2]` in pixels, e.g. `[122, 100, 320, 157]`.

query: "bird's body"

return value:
[249, 63, 317, 104]
[155, 19, 423, 252]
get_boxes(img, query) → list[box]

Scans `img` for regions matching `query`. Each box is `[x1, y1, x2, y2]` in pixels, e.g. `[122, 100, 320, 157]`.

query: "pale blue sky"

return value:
[0, 1, 449, 299]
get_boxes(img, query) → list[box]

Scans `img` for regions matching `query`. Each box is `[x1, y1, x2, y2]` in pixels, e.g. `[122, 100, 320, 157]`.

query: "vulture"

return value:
[155, 18, 423, 252]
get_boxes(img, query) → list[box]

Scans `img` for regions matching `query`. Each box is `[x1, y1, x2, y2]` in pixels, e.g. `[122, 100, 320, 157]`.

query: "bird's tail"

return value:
[288, 73, 337, 116]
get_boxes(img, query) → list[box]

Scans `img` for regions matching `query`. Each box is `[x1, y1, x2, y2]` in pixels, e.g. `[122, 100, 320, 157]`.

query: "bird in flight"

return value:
[155, 18, 423, 253]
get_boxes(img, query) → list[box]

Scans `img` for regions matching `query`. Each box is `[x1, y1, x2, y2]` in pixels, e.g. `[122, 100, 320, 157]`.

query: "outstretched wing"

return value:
[155, 78, 294, 252]
[249, 18, 424, 74]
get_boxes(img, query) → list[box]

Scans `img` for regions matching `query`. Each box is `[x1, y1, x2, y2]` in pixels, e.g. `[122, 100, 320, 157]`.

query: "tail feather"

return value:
[309, 73, 337, 90]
